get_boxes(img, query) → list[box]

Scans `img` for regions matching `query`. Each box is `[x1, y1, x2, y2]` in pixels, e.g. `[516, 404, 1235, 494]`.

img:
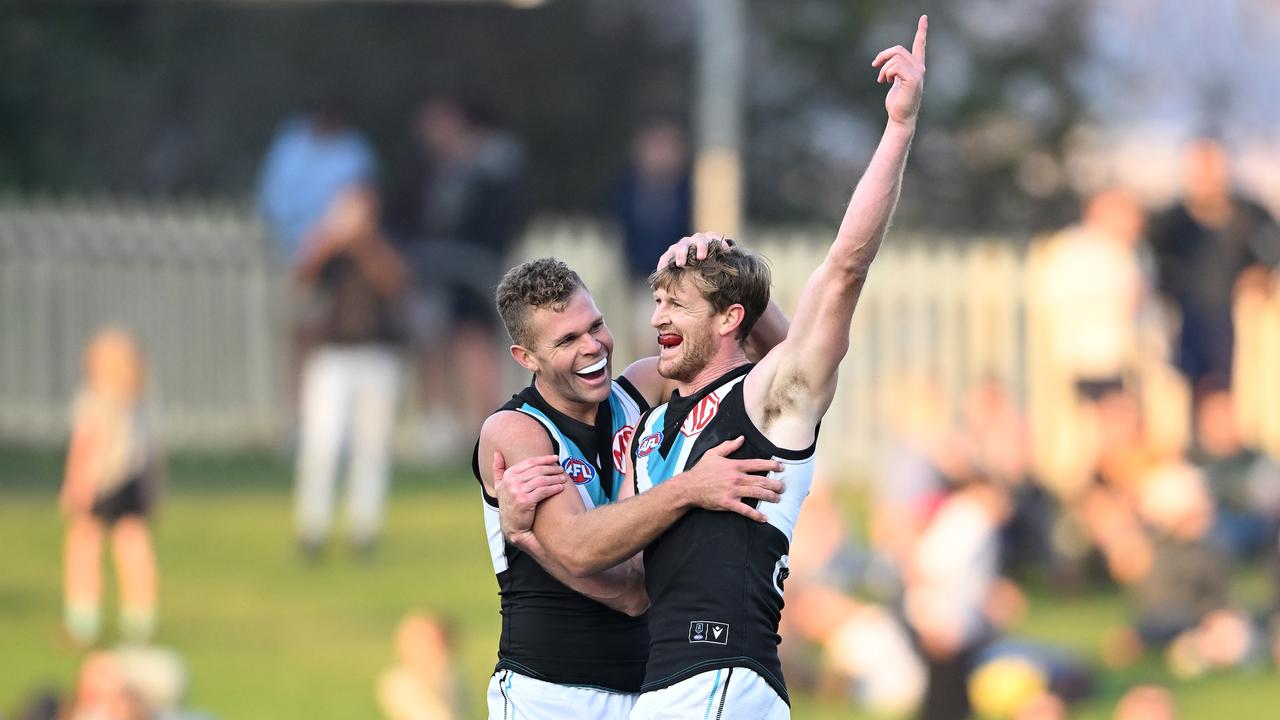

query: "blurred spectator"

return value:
[293, 186, 408, 558]
[872, 377, 968, 577]
[63, 646, 206, 720]
[68, 651, 148, 720]
[376, 613, 464, 720]
[1112, 685, 1175, 720]
[905, 481, 1012, 720]
[611, 119, 694, 284]
[792, 589, 927, 718]
[60, 329, 160, 646]
[258, 100, 380, 442]
[783, 483, 925, 715]
[1190, 389, 1280, 558]
[611, 119, 694, 359]
[1089, 457, 1243, 673]
[960, 378, 1057, 578]
[257, 100, 378, 264]
[965, 654, 1055, 720]
[1038, 189, 1149, 401]
[387, 97, 524, 458]
[787, 472, 1090, 719]
[967, 640, 1093, 720]
[1131, 466, 1262, 677]
[1147, 138, 1280, 396]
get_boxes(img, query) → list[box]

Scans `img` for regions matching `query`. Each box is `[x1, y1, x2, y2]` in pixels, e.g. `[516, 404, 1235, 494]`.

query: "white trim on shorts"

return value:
[487, 669, 638, 720]
[629, 667, 788, 720]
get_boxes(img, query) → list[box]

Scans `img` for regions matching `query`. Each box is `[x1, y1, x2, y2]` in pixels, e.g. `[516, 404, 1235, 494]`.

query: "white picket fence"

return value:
[13, 198, 1277, 479]
[0, 197, 281, 448]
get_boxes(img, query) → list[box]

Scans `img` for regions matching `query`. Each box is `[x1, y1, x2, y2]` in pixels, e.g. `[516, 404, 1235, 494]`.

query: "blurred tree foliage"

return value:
[0, 1, 693, 217]
[0, 0, 1088, 232]
[746, 0, 1090, 232]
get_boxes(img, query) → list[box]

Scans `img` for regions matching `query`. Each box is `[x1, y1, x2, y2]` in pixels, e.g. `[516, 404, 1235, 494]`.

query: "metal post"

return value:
[695, 0, 745, 237]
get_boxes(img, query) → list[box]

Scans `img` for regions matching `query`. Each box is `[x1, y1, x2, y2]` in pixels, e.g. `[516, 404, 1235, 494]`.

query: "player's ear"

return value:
[719, 303, 746, 339]
[510, 344, 538, 373]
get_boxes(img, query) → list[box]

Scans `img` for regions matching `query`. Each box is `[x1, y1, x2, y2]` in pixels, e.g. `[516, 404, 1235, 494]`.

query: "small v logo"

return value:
[688, 620, 729, 645]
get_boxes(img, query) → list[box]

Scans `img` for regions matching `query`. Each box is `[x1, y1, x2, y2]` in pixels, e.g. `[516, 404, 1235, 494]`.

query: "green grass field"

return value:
[2, 445, 1277, 719]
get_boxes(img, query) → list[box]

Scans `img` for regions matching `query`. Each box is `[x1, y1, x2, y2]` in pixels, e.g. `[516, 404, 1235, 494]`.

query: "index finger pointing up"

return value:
[913, 14, 928, 62]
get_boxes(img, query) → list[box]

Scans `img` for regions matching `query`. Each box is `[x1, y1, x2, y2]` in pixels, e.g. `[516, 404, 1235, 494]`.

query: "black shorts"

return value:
[1074, 376, 1124, 402]
[91, 478, 150, 525]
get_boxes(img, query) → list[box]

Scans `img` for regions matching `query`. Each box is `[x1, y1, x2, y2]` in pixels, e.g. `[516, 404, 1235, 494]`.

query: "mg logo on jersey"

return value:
[612, 425, 634, 474]
[636, 431, 663, 457]
[561, 457, 596, 485]
[680, 394, 721, 437]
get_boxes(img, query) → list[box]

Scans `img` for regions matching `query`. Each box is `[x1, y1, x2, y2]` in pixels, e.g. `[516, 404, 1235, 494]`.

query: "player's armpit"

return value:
[741, 336, 835, 450]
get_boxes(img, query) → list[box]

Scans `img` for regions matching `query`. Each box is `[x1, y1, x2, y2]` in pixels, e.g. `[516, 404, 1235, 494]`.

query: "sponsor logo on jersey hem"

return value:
[688, 620, 729, 645]
[562, 457, 597, 485]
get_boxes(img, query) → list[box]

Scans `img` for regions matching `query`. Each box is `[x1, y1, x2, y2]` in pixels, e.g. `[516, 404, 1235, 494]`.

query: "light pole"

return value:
[694, 0, 745, 237]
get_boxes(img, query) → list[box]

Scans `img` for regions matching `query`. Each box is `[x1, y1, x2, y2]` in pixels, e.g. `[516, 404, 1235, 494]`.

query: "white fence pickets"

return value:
[8, 200, 1274, 480]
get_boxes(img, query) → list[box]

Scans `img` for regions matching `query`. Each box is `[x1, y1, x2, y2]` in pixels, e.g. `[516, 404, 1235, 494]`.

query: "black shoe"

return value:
[352, 537, 379, 562]
[298, 538, 326, 564]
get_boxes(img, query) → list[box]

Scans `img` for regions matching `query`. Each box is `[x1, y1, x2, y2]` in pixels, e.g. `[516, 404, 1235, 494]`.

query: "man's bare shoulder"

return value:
[477, 410, 556, 493]
[620, 356, 668, 407]
[480, 409, 548, 443]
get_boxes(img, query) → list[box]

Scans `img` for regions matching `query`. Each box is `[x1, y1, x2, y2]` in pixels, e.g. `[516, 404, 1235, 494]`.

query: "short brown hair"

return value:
[648, 240, 771, 343]
[496, 258, 586, 347]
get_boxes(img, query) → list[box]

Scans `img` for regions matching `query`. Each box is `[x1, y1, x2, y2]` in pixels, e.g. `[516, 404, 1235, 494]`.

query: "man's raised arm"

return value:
[747, 16, 928, 435]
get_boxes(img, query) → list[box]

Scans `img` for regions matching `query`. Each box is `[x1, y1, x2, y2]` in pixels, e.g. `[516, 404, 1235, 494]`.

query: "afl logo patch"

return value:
[612, 425, 634, 474]
[562, 457, 596, 485]
[636, 431, 663, 457]
[681, 394, 720, 437]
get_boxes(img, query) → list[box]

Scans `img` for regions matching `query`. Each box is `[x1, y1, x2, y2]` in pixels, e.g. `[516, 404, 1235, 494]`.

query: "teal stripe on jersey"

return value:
[646, 434, 687, 487]
[516, 403, 608, 508]
[604, 387, 631, 498]
[641, 424, 687, 487]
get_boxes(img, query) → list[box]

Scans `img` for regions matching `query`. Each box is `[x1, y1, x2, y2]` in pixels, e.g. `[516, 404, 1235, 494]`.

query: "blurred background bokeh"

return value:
[3, 1, 1280, 719]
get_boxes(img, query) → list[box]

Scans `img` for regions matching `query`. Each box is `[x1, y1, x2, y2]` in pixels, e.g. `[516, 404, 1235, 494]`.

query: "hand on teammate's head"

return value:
[657, 233, 738, 271]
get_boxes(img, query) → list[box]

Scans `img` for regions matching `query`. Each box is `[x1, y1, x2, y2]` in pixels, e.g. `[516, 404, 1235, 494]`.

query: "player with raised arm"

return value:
[500, 17, 929, 718]
[474, 236, 788, 719]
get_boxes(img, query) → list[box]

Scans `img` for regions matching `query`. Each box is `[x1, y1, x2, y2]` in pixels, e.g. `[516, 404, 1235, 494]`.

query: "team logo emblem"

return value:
[636, 431, 663, 457]
[562, 457, 596, 485]
[688, 620, 729, 645]
[612, 426, 635, 474]
[680, 394, 720, 437]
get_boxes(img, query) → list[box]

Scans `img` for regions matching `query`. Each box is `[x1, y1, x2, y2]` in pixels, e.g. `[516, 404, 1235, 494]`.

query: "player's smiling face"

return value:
[650, 279, 716, 383]
[518, 288, 615, 407]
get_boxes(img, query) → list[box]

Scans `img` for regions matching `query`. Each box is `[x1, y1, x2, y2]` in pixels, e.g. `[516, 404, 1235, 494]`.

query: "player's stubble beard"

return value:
[659, 326, 713, 384]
